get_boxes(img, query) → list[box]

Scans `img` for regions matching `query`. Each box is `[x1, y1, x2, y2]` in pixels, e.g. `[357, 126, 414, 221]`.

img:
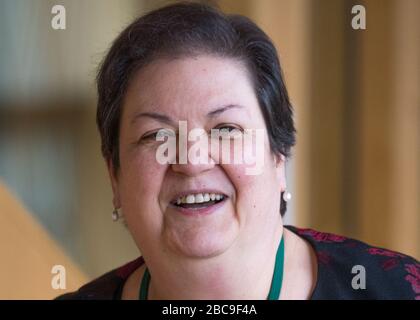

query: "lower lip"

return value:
[170, 198, 227, 217]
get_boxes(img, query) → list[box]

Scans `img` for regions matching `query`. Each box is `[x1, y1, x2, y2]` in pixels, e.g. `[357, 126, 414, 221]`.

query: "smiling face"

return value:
[108, 55, 286, 261]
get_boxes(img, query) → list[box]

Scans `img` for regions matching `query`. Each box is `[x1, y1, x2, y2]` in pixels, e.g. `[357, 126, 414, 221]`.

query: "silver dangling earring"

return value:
[282, 190, 292, 202]
[112, 208, 120, 222]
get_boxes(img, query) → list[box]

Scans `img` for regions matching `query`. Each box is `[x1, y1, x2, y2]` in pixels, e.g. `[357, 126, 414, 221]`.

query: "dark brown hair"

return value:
[96, 1, 296, 216]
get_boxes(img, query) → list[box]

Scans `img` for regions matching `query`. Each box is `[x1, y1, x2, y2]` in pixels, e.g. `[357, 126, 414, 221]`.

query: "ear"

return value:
[274, 153, 287, 192]
[106, 158, 121, 209]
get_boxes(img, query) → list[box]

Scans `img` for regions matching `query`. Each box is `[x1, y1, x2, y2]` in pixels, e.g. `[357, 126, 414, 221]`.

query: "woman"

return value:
[57, 2, 418, 300]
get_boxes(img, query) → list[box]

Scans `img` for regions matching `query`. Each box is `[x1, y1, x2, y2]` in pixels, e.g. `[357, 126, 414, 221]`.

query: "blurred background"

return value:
[0, 0, 418, 299]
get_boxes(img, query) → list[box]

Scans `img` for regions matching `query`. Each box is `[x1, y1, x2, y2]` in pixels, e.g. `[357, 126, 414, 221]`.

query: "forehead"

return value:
[123, 55, 258, 115]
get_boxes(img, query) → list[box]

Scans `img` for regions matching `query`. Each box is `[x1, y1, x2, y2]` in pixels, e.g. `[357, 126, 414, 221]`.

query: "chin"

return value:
[166, 223, 239, 259]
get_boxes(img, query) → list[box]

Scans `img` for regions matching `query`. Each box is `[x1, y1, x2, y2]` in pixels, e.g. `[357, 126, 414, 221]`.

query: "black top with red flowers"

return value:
[56, 225, 419, 300]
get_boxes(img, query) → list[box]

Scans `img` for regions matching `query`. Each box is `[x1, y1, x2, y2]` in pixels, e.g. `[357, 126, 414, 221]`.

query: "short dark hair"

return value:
[96, 1, 296, 216]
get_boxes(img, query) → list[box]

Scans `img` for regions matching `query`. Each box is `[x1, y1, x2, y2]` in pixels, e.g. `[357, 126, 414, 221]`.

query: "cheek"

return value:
[119, 149, 166, 212]
[119, 151, 168, 245]
[222, 163, 266, 207]
[221, 144, 281, 217]
[223, 163, 280, 235]
[222, 135, 276, 191]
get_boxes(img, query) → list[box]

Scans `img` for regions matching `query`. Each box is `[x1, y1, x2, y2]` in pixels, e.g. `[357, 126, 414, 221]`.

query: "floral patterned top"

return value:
[56, 225, 419, 300]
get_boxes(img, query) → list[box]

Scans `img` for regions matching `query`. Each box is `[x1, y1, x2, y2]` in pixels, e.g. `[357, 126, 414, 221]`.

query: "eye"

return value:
[213, 124, 243, 139]
[141, 131, 159, 141]
[214, 123, 242, 132]
[140, 129, 175, 142]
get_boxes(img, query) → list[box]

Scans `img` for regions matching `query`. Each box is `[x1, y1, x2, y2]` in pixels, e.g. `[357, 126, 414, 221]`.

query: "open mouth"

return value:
[170, 192, 227, 209]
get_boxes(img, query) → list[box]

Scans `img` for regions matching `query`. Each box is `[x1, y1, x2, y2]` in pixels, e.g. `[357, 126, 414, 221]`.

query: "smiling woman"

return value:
[56, 1, 419, 300]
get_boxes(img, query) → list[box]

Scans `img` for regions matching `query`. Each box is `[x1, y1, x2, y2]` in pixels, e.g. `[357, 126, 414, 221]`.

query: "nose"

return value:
[171, 130, 216, 176]
[171, 160, 215, 176]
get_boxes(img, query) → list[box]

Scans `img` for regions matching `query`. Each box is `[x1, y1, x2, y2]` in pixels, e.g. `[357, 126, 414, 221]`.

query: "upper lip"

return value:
[169, 189, 228, 204]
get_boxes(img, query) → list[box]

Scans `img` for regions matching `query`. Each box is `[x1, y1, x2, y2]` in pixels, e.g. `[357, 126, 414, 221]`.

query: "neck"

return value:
[146, 219, 284, 300]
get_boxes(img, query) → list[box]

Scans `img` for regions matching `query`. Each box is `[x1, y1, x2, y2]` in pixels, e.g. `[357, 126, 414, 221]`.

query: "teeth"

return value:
[174, 193, 225, 205]
[195, 194, 204, 203]
[186, 194, 195, 204]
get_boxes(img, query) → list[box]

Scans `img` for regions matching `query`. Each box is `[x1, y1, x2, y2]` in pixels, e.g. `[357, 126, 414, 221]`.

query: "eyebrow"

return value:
[131, 112, 176, 126]
[131, 104, 244, 125]
[206, 104, 244, 118]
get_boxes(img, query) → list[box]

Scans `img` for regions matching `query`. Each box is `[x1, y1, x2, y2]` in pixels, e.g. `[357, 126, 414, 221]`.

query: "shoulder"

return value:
[55, 256, 145, 300]
[285, 225, 419, 300]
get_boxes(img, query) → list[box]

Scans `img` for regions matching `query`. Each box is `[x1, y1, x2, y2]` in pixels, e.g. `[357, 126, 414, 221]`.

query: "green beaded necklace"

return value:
[139, 236, 284, 300]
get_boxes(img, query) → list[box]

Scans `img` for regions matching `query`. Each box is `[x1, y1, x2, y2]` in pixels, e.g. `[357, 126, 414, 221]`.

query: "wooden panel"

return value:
[358, 0, 394, 250]
[308, 0, 346, 234]
[389, 0, 420, 258]
[0, 181, 87, 299]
